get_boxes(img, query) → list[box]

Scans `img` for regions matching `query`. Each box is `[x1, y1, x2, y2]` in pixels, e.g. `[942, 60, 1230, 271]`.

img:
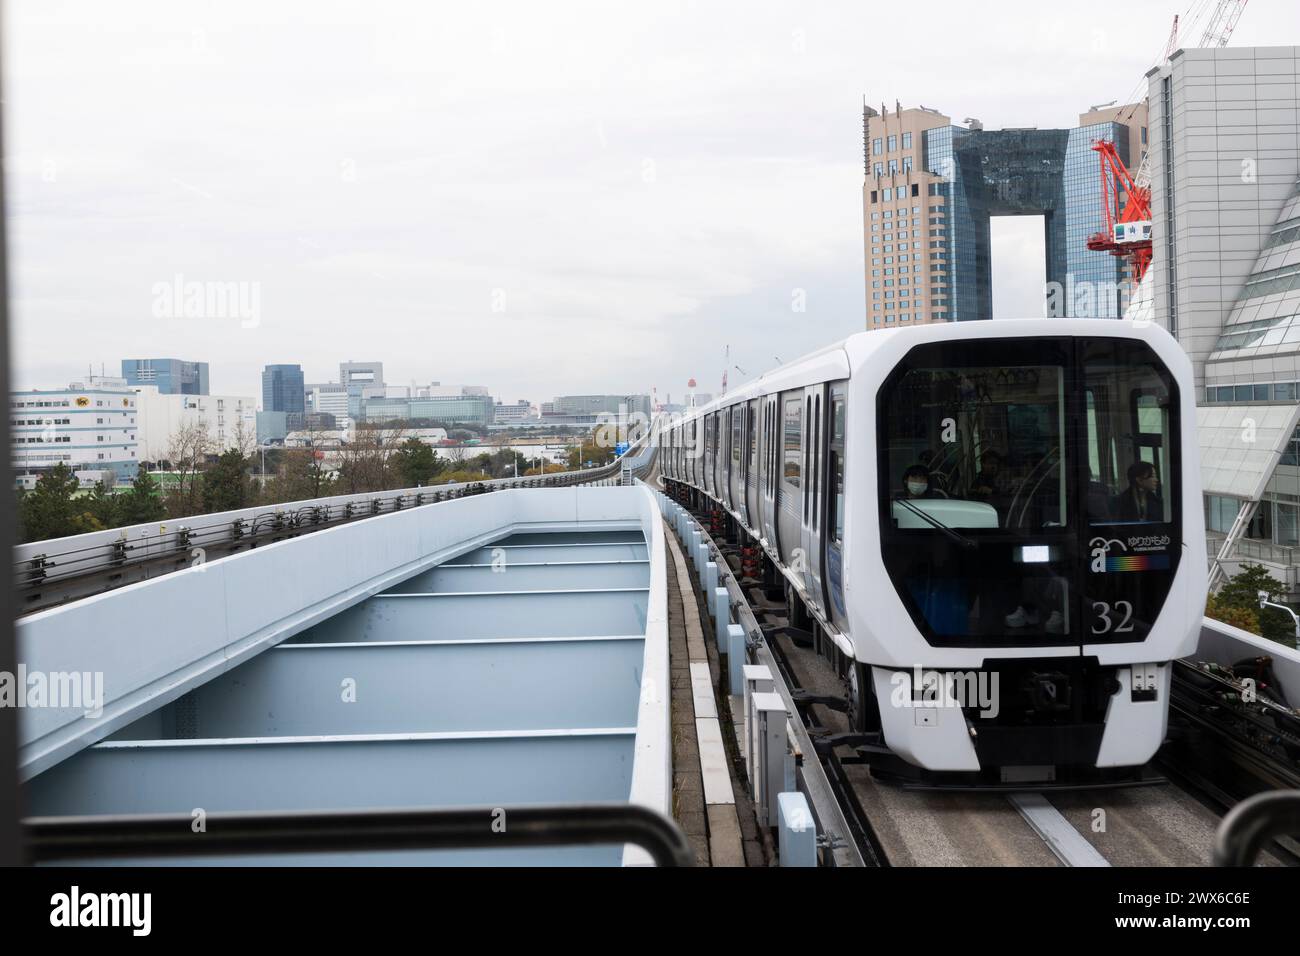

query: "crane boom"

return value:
[1199, 0, 1249, 48]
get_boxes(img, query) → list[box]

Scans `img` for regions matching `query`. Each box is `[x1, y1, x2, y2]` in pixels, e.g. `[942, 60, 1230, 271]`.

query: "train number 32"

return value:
[1091, 600, 1135, 634]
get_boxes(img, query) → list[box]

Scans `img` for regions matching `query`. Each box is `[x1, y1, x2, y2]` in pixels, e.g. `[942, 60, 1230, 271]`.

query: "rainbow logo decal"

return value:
[1105, 554, 1170, 572]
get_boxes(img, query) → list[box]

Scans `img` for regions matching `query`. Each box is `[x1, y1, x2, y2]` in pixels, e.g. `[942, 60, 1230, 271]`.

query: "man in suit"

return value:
[1113, 461, 1163, 522]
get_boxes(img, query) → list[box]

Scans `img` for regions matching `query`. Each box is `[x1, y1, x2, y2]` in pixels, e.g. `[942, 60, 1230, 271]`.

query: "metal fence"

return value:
[14, 435, 657, 614]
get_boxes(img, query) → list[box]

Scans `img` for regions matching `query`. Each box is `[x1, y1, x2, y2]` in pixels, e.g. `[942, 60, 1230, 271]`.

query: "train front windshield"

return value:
[877, 337, 1180, 646]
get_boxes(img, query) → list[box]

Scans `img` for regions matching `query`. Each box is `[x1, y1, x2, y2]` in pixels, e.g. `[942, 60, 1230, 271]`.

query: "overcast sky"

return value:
[4, 0, 1293, 405]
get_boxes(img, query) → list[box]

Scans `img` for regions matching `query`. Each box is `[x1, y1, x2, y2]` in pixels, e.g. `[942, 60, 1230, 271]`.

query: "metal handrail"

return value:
[14, 436, 658, 605]
[1213, 790, 1300, 866]
[23, 801, 693, 867]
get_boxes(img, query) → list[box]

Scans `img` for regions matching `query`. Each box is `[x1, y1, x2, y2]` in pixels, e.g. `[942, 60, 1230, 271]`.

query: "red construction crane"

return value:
[1086, 140, 1153, 282]
[1084, 2, 1248, 286]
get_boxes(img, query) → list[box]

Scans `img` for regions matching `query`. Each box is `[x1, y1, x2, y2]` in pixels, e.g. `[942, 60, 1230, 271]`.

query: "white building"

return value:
[493, 400, 537, 424]
[1144, 46, 1300, 593]
[306, 383, 350, 427]
[132, 386, 258, 462]
[11, 378, 139, 484]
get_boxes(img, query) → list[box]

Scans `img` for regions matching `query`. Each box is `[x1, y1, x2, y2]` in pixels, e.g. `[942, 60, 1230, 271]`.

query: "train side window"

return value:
[784, 398, 802, 488]
[815, 395, 822, 530]
[803, 396, 811, 518]
[1084, 344, 1176, 526]
[748, 404, 757, 473]
[763, 405, 769, 493]
[830, 394, 845, 544]
[732, 406, 742, 469]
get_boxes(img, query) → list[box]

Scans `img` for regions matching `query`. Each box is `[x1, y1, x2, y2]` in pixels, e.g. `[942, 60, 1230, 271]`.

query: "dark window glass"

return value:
[831, 397, 845, 544]
[877, 337, 1180, 647]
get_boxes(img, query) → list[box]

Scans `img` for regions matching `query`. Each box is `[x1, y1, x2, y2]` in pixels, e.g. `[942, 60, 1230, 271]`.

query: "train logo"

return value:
[1089, 537, 1125, 574]
[1090, 536, 1170, 573]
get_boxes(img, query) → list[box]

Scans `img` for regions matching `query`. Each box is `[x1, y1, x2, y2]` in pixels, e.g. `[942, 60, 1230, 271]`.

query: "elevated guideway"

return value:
[18, 482, 674, 865]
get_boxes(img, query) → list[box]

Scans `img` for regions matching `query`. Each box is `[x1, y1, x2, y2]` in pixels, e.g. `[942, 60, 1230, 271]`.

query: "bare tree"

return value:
[230, 416, 257, 460]
[166, 420, 212, 516]
[336, 420, 408, 493]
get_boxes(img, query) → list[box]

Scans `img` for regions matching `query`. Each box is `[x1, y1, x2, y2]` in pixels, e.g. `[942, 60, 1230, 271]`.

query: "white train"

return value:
[662, 319, 1205, 785]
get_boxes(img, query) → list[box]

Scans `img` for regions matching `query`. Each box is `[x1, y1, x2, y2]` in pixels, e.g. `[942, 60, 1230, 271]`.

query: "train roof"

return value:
[671, 318, 1185, 423]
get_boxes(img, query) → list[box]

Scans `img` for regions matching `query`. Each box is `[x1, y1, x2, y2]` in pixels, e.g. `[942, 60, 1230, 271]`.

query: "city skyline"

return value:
[8, 1, 1297, 403]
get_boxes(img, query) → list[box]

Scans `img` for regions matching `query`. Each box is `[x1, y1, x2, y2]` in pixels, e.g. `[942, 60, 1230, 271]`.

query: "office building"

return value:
[361, 393, 495, 429]
[262, 364, 306, 415]
[131, 387, 258, 462]
[120, 358, 209, 395]
[339, 361, 386, 419]
[493, 401, 537, 424]
[11, 378, 139, 485]
[1138, 46, 1300, 592]
[863, 102, 1146, 327]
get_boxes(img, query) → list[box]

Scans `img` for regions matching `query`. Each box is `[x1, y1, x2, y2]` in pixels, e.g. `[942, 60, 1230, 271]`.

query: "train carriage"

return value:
[662, 318, 1205, 785]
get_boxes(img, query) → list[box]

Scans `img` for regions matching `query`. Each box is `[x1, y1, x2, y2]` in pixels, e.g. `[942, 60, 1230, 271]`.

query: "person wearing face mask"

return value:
[902, 464, 933, 498]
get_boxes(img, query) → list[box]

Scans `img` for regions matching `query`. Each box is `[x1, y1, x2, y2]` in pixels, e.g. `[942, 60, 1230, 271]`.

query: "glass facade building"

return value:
[261, 364, 306, 415]
[120, 358, 209, 395]
[362, 394, 495, 429]
[921, 123, 1130, 322]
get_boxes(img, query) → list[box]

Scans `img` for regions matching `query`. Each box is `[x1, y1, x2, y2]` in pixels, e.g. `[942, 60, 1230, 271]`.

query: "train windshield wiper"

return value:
[892, 496, 978, 551]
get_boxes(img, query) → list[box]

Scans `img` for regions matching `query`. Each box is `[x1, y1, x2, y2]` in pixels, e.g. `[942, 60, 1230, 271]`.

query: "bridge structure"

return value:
[6, 432, 1300, 867]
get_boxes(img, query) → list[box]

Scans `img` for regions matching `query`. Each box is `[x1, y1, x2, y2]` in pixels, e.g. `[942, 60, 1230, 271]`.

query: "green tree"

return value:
[119, 470, 167, 524]
[1215, 563, 1295, 646]
[201, 448, 251, 513]
[16, 463, 83, 542]
[1206, 593, 1261, 633]
[394, 438, 443, 486]
[567, 436, 615, 470]
[80, 480, 120, 529]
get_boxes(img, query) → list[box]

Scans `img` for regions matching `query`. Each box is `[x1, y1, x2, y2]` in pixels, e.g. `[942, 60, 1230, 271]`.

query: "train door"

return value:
[719, 407, 732, 510]
[761, 395, 779, 549]
[687, 418, 696, 487]
[800, 384, 827, 618]
[710, 411, 721, 500]
[825, 383, 849, 633]
[777, 391, 804, 583]
[728, 404, 744, 516]
[745, 399, 760, 532]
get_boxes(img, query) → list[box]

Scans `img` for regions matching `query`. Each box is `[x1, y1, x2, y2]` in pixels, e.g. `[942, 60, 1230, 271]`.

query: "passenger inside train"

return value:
[879, 337, 1179, 641]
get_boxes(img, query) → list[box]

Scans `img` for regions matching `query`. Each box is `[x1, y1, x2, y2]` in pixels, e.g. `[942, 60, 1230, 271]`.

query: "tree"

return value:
[80, 480, 120, 530]
[336, 422, 405, 494]
[165, 420, 212, 517]
[16, 464, 82, 542]
[201, 448, 251, 513]
[264, 448, 335, 503]
[119, 470, 167, 524]
[1206, 594, 1261, 634]
[1214, 563, 1295, 646]
[567, 435, 615, 470]
[394, 438, 443, 486]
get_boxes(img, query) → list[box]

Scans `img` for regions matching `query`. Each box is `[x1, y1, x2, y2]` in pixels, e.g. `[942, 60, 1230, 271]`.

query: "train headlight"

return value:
[1017, 545, 1052, 564]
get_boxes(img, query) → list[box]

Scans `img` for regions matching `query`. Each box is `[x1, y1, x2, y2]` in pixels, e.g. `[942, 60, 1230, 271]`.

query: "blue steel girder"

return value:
[110, 636, 646, 739]
[25, 729, 636, 817]
[297, 589, 650, 643]
[390, 559, 651, 593]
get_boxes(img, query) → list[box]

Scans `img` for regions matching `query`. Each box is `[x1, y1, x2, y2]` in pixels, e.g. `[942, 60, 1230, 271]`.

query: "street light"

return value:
[1258, 590, 1300, 642]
